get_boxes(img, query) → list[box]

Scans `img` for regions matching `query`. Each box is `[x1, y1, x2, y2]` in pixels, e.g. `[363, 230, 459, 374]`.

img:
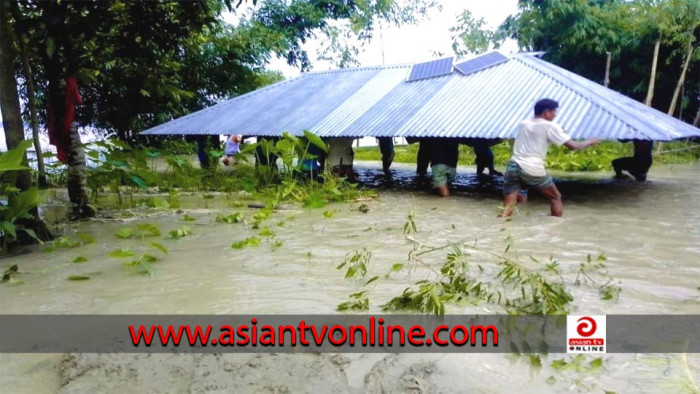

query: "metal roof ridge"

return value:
[513, 54, 656, 139]
[454, 50, 508, 64]
[302, 63, 412, 76]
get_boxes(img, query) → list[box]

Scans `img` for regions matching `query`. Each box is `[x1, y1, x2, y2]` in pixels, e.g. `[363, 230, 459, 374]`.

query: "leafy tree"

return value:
[450, 10, 496, 56]
[489, 0, 699, 125]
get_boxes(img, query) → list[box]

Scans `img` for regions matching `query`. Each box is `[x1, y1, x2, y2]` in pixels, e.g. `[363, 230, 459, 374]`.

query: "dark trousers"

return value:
[378, 137, 395, 172]
[612, 157, 652, 181]
[473, 144, 494, 174]
[416, 140, 432, 175]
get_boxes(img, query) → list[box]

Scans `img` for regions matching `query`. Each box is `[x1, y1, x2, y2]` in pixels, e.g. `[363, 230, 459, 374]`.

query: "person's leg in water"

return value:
[501, 160, 522, 216]
[537, 184, 563, 217]
[612, 157, 630, 179]
[416, 139, 432, 176]
[502, 190, 520, 217]
[378, 137, 395, 173]
[473, 140, 502, 176]
[431, 164, 455, 197]
[474, 144, 489, 175]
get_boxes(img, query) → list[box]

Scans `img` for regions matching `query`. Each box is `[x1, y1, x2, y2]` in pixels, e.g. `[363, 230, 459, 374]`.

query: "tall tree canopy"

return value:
[5, 0, 435, 142]
[451, 0, 699, 125]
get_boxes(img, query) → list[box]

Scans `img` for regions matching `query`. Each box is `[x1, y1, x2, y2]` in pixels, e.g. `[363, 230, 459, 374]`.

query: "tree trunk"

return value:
[19, 37, 47, 188]
[0, 6, 52, 245]
[668, 42, 694, 116]
[644, 39, 661, 106]
[40, 2, 94, 219]
[0, 6, 31, 191]
[693, 106, 700, 128]
[65, 123, 94, 219]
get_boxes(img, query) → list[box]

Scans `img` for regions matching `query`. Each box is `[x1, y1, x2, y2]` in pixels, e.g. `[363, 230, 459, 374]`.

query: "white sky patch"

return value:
[241, 0, 520, 77]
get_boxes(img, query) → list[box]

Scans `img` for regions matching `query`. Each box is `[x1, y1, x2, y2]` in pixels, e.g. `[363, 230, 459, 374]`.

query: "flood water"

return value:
[1, 162, 699, 393]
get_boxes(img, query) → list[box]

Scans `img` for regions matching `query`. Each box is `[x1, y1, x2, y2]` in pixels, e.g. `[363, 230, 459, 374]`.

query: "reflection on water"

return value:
[1, 163, 699, 393]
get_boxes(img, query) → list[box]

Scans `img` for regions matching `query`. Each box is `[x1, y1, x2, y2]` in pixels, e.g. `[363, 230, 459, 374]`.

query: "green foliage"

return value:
[9, 0, 434, 143]
[492, 0, 699, 122]
[168, 226, 192, 239]
[108, 248, 134, 258]
[337, 248, 372, 280]
[114, 223, 161, 239]
[382, 247, 491, 316]
[107, 242, 167, 276]
[496, 256, 573, 315]
[575, 253, 622, 301]
[181, 214, 197, 222]
[67, 275, 90, 281]
[0, 140, 44, 253]
[216, 212, 244, 224]
[450, 10, 494, 56]
[231, 236, 261, 249]
[72, 256, 89, 263]
[43, 233, 94, 253]
[551, 355, 604, 373]
[337, 290, 370, 311]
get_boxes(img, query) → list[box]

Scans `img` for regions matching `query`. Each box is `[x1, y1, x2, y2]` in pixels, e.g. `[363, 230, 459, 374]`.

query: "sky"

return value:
[1, 0, 520, 151]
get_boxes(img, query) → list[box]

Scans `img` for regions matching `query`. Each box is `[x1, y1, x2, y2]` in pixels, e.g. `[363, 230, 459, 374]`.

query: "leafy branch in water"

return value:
[336, 248, 372, 280]
[337, 207, 619, 316]
[575, 253, 621, 301]
[382, 246, 492, 316]
[496, 256, 573, 315]
[337, 290, 370, 311]
[336, 248, 375, 311]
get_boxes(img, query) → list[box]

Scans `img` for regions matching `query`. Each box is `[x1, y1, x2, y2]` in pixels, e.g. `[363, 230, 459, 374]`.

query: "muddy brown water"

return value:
[1, 162, 699, 393]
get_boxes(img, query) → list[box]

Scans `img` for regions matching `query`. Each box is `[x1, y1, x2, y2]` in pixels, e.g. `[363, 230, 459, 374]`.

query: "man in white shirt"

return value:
[502, 99, 600, 217]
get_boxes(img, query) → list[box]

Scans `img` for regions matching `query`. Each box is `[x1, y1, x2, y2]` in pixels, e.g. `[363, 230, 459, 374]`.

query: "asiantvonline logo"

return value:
[566, 315, 606, 353]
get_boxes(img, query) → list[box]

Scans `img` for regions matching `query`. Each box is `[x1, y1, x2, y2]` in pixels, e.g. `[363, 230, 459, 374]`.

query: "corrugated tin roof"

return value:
[141, 52, 700, 141]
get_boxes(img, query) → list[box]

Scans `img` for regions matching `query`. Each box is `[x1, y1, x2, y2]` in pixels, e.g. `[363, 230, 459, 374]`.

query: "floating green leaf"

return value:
[231, 237, 261, 249]
[68, 275, 90, 281]
[150, 242, 168, 254]
[76, 232, 96, 244]
[108, 248, 134, 258]
[115, 228, 135, 239]
[73, 256, 89, 263]
[258, 227, 275, 237]
[136, 223, 161, 237]
[216, 212, 243, 224]
[168, 226, 191, 239]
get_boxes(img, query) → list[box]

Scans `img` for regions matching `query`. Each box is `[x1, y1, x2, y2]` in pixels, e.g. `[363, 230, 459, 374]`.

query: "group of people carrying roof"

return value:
[193, 98, 654, 217]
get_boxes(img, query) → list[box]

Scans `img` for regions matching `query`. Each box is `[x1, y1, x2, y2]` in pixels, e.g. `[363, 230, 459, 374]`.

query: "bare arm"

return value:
[564, 138, 600, 151]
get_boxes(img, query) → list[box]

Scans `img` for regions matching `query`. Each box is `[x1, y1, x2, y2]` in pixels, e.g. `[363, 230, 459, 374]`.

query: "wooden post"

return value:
[604, 52, 611, 87]
[644, 39, 661, 106]
[668, 42, 694, 117]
